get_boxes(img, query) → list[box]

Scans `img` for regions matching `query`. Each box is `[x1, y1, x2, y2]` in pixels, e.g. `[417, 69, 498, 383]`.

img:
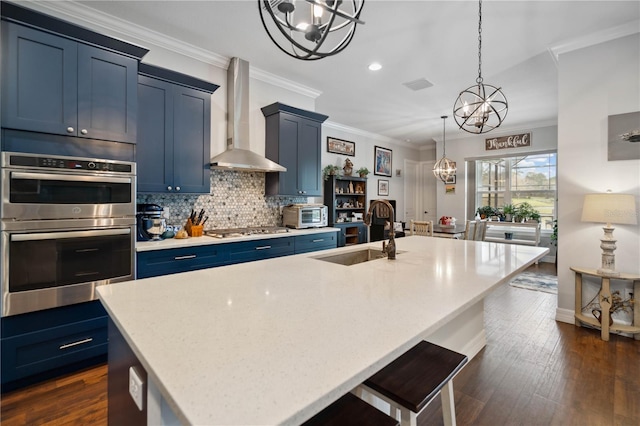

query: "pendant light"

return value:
[433, 115, 457, 182]
[453, 0, 508, 134]
[258, 0, 365, 61]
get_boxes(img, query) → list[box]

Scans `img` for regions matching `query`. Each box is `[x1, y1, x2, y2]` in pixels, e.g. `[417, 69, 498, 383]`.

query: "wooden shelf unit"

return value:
[571, 266, 640, 341]
[324, 175, 368, 247]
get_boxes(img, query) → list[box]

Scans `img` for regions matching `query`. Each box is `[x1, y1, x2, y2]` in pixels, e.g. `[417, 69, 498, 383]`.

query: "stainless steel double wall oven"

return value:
[1, 152, 136, 316]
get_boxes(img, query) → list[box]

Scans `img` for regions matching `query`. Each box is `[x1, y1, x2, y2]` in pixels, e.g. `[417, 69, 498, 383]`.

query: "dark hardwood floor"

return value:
[2, 262, 638, 425]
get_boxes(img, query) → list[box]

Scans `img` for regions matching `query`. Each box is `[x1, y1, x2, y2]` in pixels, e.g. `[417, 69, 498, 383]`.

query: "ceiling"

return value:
[67, 0, 639, 146]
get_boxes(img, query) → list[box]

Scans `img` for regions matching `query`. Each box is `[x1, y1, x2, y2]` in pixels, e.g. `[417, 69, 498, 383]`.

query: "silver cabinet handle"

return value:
[66, 127, 75, 133]
[59, 337, 93, 350]
[81, 129, 88, 135]
[175, 186, 181, 191]
[12, 228, 130, 241]
[312, 239, 325, 243]
[167, 186, 172, 191]
[11, 171, 131, 185]
[255, 245, 272, 250]
[174, 254, 196, 260]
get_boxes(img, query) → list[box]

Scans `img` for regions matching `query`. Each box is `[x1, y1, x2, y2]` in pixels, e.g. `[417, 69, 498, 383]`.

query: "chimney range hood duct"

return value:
[210, 58, 286, 172]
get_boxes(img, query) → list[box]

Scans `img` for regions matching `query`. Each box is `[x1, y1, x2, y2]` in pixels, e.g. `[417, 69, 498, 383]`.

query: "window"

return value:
[476, 153, 556, 229]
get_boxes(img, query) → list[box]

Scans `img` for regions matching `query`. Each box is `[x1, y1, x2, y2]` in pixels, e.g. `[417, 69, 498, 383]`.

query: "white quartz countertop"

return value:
[98, 236, 548, 425]
[136, 227, 339, 252]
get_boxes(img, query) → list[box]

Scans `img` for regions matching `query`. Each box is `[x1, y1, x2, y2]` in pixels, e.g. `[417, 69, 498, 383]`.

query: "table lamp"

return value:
[581, 192, 637, 276]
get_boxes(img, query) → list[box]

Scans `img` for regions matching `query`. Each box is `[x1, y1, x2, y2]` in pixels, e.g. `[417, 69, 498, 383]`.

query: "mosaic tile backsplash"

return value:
[136, 170, 307, 229]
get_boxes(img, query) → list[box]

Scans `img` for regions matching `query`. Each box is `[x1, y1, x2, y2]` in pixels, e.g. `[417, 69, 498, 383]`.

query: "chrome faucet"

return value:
[364, 199, 396, 260]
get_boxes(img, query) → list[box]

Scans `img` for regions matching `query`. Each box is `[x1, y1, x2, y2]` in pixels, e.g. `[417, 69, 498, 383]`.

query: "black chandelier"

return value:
[453, 0, 508, 134]
[258, 0, 365, 61]
[433, 116, 457, 183]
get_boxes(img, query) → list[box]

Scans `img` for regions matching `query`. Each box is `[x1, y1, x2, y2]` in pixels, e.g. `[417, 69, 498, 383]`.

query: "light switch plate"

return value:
[129, 366, 145, 411]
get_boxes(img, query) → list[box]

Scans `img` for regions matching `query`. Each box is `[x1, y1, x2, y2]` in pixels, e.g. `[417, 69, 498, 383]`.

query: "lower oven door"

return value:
[1, 225, 134, 317]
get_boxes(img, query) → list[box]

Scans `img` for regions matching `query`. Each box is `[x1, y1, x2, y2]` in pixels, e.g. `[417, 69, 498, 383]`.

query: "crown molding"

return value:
[17, 0, 321, 98]
[550, 19, 640, 61]
[251, 68, 322, 99]
[324, 121, 417, 149]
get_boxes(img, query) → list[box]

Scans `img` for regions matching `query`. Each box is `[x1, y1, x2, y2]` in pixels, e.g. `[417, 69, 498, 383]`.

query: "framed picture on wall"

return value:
[378, 179, 389, 196]
[327, 137, 355, 156]
[444, 174, 456, 184]
[374, 146, 392, 176]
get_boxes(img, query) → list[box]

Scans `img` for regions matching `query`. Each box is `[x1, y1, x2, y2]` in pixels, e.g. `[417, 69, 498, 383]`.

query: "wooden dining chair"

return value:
[464, 220, 486, 240]
[409, 220, 433, 237]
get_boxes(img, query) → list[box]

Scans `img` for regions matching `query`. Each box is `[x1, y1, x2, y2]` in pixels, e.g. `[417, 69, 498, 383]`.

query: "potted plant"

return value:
[322, 164, 341, 180]
[476, 205, 497, 219]
[502, 203, 516, 222]
[356, 167, 370, 178]
[514, 202, 540, 222]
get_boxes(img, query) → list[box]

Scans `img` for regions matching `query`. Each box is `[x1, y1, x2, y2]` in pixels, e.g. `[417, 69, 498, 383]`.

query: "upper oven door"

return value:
[2, 169, 135, 221]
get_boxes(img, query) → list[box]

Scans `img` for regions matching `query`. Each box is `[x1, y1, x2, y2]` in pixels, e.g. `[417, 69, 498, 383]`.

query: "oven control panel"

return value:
[7, 153, 133, 173]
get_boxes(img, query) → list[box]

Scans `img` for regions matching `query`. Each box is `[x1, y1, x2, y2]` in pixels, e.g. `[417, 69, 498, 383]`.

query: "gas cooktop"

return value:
[205, 226, 289, 239]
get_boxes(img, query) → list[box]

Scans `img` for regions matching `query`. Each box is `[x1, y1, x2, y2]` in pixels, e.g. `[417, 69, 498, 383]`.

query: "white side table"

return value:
[571, 266, 640, 341]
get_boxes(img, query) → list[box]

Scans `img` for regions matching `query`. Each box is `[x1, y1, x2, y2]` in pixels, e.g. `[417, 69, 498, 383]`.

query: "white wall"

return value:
[435, 125, 558, 221]
[556, 33, 640, 319]
[318, 124, 420, 222]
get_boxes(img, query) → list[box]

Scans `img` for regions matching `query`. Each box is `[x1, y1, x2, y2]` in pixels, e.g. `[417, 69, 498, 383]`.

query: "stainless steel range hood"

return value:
[210, 58, 286, 172]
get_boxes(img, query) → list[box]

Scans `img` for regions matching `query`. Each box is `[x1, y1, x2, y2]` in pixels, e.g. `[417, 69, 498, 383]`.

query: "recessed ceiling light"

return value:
[368, 62, 382, 71]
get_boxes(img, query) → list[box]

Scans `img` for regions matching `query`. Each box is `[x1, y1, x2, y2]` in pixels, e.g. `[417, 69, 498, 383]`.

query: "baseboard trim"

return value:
[461, 329, 487, 360]
[555, 307, 575, 324]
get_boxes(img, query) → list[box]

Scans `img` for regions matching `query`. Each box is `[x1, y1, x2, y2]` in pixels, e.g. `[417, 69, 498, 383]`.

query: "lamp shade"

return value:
[581, 193, 637, 225]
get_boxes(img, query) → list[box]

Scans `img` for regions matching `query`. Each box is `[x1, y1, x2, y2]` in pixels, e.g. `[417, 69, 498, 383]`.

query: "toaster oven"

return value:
[282, 204, 328, 229]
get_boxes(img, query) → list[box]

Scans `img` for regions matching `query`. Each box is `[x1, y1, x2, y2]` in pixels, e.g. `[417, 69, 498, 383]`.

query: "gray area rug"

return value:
[509, 271, 558, 294]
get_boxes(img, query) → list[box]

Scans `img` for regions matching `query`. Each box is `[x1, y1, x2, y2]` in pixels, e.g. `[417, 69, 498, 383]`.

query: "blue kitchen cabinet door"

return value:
[1, 22, 138, 144]
[137, 76, 211, 194]
[226, 237, 295, 264]
[294, 232, 338, 254]
[262, 103, 328, 197]
[76, 44, 138, 143]
[137, 75, 174, 193]
[1, 22, 78, 136]
[1, 301, 108, 391]
[172, 86, 211, 193]
[137, 244, 229, 278]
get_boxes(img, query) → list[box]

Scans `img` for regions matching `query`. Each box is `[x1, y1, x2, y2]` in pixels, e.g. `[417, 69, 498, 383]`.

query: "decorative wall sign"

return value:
[608, 111, 640, 161]
[327, 137, 355, 156]
[374, 146, 392, 176]
[485, 133, 531, 150]
[378, 179, 389, 196]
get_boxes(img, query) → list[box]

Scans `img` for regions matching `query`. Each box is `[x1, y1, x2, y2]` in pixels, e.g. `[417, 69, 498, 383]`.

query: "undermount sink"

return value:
[313, 248, 402, 266]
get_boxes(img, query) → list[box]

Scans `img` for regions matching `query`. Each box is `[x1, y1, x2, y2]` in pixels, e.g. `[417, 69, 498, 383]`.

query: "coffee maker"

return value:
[136, 204, 166, 241]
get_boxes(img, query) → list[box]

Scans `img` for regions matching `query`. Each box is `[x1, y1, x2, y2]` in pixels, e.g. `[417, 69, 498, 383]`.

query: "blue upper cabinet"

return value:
[262, 103, 328, 197]
[137, 64, 218, 194]
[1, 22, 138, 144]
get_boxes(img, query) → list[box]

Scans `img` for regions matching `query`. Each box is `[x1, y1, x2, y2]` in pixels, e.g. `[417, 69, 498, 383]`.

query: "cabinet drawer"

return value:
[227, 237, 294, 264]
[294, 232, 338, 254]
[1, 316, 107, 384]
[137, 245, 229, 279]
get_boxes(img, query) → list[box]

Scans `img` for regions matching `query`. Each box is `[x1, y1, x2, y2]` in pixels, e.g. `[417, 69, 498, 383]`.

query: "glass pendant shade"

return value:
[453, 0, 508, 134]
[433, 115, 457, 182]
[258, 0, 365, 61]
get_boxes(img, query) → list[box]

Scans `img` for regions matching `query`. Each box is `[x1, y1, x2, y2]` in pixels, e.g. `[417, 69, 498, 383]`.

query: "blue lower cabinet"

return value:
[294, 232, 338, 254]
[227, 237, 294, 264]
[137, 244, 229, 279]
[1, 301, 108, 391]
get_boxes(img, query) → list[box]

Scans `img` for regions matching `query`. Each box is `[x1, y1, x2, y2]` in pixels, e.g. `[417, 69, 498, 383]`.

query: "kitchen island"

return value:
[98, 236, 548, 425]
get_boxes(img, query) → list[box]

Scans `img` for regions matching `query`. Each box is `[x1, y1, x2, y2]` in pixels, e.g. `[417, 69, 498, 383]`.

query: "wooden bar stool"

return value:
[303, 392, 399, 426]
[357, 341, 468, 426]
